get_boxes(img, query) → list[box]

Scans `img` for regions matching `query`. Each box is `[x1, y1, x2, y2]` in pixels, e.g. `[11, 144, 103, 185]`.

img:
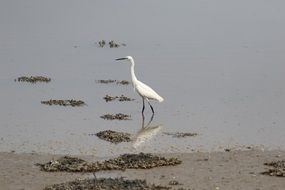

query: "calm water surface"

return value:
[0, 0, 285, 156]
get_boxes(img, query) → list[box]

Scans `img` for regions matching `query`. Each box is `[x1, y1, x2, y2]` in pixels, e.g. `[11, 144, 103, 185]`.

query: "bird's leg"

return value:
[146, 113, 154, 127]
[142, 98, 145, 114]
[148, 101, 154, 114]
[141, 113, 145, 128]
[92, 172, 97, 188]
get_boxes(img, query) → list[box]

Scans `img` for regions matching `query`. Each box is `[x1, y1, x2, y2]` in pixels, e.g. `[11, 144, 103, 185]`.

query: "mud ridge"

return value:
[44, 177, 170, 190]
[37, 153, 182, 172]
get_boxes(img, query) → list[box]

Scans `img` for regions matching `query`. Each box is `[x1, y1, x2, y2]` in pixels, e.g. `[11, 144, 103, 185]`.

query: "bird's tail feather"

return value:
[158, 96, 164, 102]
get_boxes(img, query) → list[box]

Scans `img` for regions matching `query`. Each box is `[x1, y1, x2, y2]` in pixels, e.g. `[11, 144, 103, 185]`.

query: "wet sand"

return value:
[1, 149, 285, 190]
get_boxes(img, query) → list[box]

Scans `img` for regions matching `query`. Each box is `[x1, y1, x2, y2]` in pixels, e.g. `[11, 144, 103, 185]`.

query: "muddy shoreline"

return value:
[1, 149, 285, 190]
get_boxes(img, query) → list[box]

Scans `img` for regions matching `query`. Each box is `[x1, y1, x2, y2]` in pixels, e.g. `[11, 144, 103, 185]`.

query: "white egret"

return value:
[115, 56, 164, 114]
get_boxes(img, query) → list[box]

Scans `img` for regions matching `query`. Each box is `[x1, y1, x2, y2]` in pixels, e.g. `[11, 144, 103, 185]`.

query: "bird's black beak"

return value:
[116, 58, 127, 61]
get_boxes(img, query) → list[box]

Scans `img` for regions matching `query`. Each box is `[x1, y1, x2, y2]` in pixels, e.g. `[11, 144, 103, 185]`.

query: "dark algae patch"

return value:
[168, 180, 183, 186]
[37, 153, 182, 172]
[163, 132, 198, 138]
[261, 160, 285, 177]
[96, 79, 116, 84]
[96, 79, 130, 85]
[36, 156, 87, 172]
[41, 99, 85, 107]
[103, 95, 117, 102]
[108, 40, 120, 48]
[118, 80, 130, 85]
[95, 130, 131, 144]
[98, 40, 106, 47]
[44, 177, 170, 190]
[100, 113, 131, 120]
[103, 95, 134, 102]
[97, 40, 126, 48]
[15, 76, 51, 83]
[108, 153, 181, 170]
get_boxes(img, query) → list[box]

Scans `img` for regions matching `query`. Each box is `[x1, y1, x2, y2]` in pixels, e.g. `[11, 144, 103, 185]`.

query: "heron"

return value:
[115, 56, 164, 114]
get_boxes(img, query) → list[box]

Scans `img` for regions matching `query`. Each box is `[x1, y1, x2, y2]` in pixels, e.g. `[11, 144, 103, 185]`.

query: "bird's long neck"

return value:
[130, 59, 138, 85]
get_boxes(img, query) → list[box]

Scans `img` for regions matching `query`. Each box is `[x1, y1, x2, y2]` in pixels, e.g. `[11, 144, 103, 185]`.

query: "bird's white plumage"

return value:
[116, 56, 164, 113]
[135, 80, 164, 102]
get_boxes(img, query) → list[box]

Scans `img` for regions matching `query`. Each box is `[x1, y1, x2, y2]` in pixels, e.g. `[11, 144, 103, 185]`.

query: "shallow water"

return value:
[0, 0, 285, 156]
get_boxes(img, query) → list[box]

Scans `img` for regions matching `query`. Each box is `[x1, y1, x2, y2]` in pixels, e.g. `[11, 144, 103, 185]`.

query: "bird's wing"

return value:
[136, 81, 164, 102]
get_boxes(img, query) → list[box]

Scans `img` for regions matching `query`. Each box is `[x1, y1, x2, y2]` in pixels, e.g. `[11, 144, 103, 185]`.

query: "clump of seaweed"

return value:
[100, 113, 131, 120]
[118, 80, 130, 85]
[103, 95, 134, 102]
[118, 95, 133, 101]
[103, 95, 117, 102]
[168, 180, 183, 186]
[97, 40, 126, 48]
[36, 156, 87, 172]
[15, 76, 51, 83]
[98, 40, 106, 47]
[96, 79, 130, 85]
[94, 130, 131, 144]
[96, 79, 116, 84]
[163, 132, 198, 138]
[41, 99, 86, 107]
[109, 40, 120, 48]
[261, 160, 285, 177]
[44, 177, 170, 190]
[37, 153, 182, 172]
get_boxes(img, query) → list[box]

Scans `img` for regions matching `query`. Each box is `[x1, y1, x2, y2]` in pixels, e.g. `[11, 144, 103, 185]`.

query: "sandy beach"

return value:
[1, 149, 285, 190]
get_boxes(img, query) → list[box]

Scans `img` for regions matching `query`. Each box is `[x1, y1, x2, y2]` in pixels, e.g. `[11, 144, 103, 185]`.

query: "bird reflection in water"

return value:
[132, 114, 163, 149]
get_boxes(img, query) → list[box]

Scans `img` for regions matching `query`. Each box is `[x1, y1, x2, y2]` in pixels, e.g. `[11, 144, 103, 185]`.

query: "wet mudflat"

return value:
[38, 153, 182, 189]
[44, 177, 169, 190]
[0, 1, 285, 190]
[2, 150, 285, 190]
[1, 0, 285, 156]
[37, 153, 181, 172]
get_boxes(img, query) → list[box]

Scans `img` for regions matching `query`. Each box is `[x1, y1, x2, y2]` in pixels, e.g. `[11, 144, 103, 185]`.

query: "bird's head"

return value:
[115, 56, 134, 62]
